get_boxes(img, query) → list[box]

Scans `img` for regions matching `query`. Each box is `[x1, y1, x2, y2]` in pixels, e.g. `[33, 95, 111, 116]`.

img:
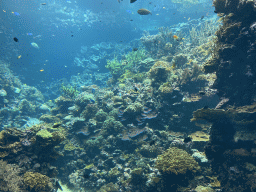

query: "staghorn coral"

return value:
[60, 83, 79, 99]
[23, 172, 53, 192]
[156, 147, 200, 175]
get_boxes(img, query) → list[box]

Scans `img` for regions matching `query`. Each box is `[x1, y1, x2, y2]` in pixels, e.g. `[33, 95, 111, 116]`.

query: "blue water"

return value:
[0, 0, 214, 94]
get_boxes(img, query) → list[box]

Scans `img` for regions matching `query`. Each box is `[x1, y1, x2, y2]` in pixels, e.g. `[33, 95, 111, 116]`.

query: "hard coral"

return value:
[23, 172, 53, 192]
[156, 147, 200, 175]
[148, 61, 172, 88]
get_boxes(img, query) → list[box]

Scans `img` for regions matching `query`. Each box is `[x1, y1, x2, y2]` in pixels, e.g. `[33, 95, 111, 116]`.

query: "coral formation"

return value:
[156, 147, 200, 175]
[23, 172, 53, 192]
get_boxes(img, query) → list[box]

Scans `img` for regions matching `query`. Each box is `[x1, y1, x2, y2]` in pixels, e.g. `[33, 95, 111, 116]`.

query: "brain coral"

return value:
[156, 147, 200, 175]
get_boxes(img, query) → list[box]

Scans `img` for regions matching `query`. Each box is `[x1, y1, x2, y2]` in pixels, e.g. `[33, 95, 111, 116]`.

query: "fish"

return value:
[31, 42, 39, 49]
[172, 63, 176, 69]
[52, 123, 62, 128]
[149, 140, 155, 146]
[132, 48, 138, 51]
[17, 55, 21, 59]
[201, 16, 204, 19]
[40, 69, 44, 72]
[184, 136, 192, 143]
[173, 35, 179, 39]
[12, 12, 20, 16]
[41, 3, 46, 5]
[137, 9, 152, 15]
[199, 91, 205, 96]
[126, 10, 132, 14]
[27, 33, 33, 36]
[13, 37, 19, 42]
[130, 0, 137, 3]
[90, 99, 95, 104]
[134, 86, 139, 92]
[92, 88, 95, 94]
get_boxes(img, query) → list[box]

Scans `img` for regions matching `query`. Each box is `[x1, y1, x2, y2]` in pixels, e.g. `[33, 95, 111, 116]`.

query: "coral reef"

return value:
[23, 172, 52, 192]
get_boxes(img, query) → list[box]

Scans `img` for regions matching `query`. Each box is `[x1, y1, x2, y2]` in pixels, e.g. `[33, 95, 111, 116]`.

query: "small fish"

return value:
[13, 37, 19, 42]
[41, 3, 46, 5]
[201, 16, 204, 19]
[27, 33, 33, 36]
[40, 69, 44, 72]
[12, 12, 20, 16]
[130, 19, 133, 21]
[132, 48, 138, 51]
[71, 35, 73, 37]
[149, 140, 155, 146]
[203, 105, 209, 109]
[130, 0, 137, 3]
[173, 35, 179, 39]
[92, 88, 95, 94]
[137, 9, 152, 15]
[199, 91, 205, 96]
[83, 173, 90, 179]
[17, 55, 21, 59]
[90, 99, 95, 104]
[134, 86, 139, 92]
[126, 10, 132, 14]
[184, 136, 192, 143]
[52, 123, 62, 128]
[172, 63, 176, 69]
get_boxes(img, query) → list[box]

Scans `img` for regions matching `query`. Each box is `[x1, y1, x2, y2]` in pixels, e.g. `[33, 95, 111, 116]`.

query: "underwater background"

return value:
[1, 0, 256, 191]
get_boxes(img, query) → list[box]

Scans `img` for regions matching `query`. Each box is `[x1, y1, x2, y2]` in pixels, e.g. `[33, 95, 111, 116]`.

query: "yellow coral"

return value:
[23, 172, 53, 192]
[156, 147, 200, 175]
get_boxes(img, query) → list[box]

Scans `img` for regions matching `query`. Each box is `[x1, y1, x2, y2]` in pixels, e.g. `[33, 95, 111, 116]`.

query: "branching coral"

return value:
[60, 83, 79, 99]
[0, 160, 23, 192]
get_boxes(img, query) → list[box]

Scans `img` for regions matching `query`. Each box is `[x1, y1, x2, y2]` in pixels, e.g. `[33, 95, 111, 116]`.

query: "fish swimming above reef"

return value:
[137, 8, 152, 15]
[31, 42, 39, 49]
[13, 37, 19, 42]
[41, 3, 46, 5]
[130, 0, 137, 3]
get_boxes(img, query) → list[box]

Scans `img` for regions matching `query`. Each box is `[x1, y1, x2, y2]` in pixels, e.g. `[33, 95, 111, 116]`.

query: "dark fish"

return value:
[130, 0, 137, 3]
[13, 37, 19, 42]
[199, 91, 205, 96]
[130, 19, 133, 21]
[90, 99, 95, 104]
[132, 48, 138, 51]
[201, 16, 204, 19]
[203, 105, 209, 109]
[137, 8, 152, 15]
[41, 3, 46, 5]
[134, 86, 139, 92]
[71, 35, 73, 37]
[149, 140, 155, 146]
[184, 136, 192, 143]
[92, 88, 95, 94]
[83, 173, 90, 179]
[52, 123, 61, 128]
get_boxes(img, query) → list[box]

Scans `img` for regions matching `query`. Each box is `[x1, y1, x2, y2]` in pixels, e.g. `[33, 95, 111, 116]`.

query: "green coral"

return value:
[106, 49, 147, 82]
[60, 83, 79, 99]
[124, 102, 143, 114]
[23, 172, 53, 192]
[103, 117, 123, 134]
[95, 109, 108, 122]
[36, 129, 52, 139]
[156, 147, 200, 175]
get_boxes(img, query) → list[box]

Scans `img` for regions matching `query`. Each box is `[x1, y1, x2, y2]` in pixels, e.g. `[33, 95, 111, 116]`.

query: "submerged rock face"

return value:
[204, 0, 256, 106]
